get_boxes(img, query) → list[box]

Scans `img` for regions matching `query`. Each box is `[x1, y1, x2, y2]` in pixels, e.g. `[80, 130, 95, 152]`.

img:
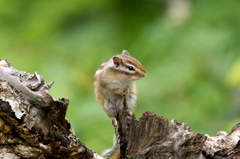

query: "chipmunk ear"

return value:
[113, 56, 121, 67]
[122, 50, 130, 56]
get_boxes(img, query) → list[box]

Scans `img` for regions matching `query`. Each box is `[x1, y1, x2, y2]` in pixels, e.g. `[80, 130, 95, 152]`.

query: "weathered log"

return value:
[0, 60, 101, 159]
[0, 59, 239, 159]
[114, 88, 240, 159]
[115, 108, 239, 159]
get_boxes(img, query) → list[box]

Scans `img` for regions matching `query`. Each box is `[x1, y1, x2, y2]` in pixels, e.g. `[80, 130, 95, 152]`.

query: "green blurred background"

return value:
[1, 0, 240, 154]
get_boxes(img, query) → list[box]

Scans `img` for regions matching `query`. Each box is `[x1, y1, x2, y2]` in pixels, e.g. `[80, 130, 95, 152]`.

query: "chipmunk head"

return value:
[111, 50, 146, 81]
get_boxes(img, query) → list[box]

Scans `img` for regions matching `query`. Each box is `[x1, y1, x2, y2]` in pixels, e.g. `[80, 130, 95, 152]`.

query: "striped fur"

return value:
[94, 50, 146, 118]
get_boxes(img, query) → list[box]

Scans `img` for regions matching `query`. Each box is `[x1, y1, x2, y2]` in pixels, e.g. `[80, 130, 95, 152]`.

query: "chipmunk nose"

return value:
[142, 72, 146, 77]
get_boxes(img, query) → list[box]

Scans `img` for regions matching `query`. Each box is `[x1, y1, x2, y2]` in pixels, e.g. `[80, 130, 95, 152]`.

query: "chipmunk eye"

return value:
[127, 66, 135, 71]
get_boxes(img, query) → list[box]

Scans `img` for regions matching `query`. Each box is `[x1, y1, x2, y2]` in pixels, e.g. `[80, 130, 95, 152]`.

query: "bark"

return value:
[116, 110, 239, 159]
[0, 59, 239, 159]
[0, 60, 100, 159]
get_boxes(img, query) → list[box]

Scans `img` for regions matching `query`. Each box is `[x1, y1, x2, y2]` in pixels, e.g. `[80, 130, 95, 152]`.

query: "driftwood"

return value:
[0, 59, 239, 159]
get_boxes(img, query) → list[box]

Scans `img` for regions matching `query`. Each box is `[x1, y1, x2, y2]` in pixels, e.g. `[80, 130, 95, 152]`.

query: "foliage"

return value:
[0, 0, 239, 154]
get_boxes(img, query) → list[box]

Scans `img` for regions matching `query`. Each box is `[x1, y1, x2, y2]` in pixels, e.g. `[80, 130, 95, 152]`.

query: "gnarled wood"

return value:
[0, 59, 98, 159]
[0, 59, 239, 159]
[114, 98, 239, 159]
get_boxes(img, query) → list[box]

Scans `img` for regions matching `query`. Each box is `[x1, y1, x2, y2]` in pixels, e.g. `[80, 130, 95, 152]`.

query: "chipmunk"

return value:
[94, 50, 146, 119]
[94, 50, 146, 159]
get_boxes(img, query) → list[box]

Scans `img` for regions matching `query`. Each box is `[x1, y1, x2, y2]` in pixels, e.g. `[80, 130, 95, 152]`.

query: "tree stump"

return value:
[0, 59, 239, 159]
